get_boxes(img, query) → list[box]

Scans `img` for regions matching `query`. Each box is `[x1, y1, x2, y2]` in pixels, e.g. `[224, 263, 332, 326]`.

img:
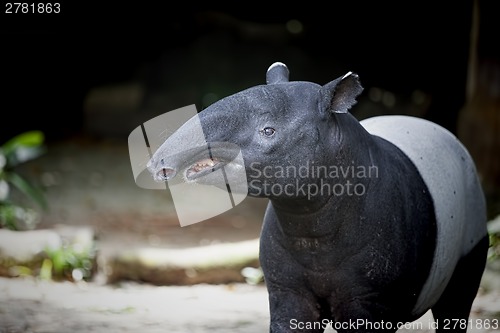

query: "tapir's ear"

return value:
[266, 62, 289, 84]
[320, 72, 363, 114]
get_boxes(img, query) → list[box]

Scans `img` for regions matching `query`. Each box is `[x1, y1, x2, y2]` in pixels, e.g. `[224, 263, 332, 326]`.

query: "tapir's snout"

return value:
[147, 143, 243, 184]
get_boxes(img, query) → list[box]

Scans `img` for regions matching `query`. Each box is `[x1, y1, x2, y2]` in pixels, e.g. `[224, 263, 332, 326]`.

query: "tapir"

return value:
[147, 62, 489, 332]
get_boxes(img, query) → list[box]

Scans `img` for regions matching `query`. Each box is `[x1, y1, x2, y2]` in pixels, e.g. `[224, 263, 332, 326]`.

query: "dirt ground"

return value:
[0, 277, 270, 333]
[1, 139, 499, 333]
[1, 277, 499, 333]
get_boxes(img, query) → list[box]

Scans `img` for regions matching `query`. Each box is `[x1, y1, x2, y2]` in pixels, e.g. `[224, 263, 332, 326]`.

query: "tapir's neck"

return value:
[270, 113, 378, 218]
[270, 193, 354, 239]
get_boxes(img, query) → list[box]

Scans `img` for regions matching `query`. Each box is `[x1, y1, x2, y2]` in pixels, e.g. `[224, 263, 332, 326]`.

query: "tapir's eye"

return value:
[261, 127, 276, 137]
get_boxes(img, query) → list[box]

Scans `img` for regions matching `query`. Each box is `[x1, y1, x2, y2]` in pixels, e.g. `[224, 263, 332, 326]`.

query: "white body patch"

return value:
[360, 115, 487, 317]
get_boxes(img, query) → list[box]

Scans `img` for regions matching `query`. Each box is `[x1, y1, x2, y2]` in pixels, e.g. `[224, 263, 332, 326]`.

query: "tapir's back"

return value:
[361, 115, 487, 316]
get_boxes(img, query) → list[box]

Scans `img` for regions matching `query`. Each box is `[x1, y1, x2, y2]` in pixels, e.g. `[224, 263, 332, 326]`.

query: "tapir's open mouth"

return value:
[184, 157, 226, 181]
[149, 142, 241, 183]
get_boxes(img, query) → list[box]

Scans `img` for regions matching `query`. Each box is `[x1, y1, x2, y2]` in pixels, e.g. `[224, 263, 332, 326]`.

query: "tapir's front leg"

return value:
[267, 286, 325, 333]
[327, 297, 399, 333]
[260, 213, 326, 332]
[267, 285, 398, 333]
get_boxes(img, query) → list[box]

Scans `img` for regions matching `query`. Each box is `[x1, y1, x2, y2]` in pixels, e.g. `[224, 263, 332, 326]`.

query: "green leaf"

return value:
[2, 131, 45, 156]
[4, 172, 48, 210]
[0, 203, 18, 230]
[40, 258, 53, 280]
[51, 250, 67, 274]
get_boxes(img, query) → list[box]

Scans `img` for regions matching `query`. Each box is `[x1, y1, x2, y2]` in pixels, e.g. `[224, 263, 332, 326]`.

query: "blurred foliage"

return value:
[42, 243, 96, 282]
[488, 216, 500, 263]
[7, 244, 96, 282]
[0, 131, 97, 283]
[0, 131, 47, 230]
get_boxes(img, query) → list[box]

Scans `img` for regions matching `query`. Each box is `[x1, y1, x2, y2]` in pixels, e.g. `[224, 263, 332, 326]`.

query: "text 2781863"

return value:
[5, 3, 60, 14]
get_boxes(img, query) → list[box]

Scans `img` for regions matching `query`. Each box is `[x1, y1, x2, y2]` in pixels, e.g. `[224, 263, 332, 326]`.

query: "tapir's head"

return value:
[147, 62, 364, 199]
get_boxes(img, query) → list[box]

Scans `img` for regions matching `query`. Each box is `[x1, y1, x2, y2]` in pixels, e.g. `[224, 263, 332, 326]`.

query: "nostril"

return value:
[155, 167, 176, 182]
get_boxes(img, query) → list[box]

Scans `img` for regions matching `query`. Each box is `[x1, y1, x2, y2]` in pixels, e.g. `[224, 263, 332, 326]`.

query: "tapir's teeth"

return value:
[183, 157, 226, 181]
[194, 158, 215, 168]
[188, 158, 219, 175]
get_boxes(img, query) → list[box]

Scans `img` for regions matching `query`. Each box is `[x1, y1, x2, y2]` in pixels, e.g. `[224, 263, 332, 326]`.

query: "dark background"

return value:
[1, 1, 499, 213]
[1, 1, 475, 141]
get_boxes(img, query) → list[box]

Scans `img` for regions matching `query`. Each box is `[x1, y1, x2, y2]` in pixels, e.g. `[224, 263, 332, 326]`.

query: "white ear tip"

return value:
[267, 62, 288, 72]
[342, 71, 354, 80]
[266, 62, 290, 84]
